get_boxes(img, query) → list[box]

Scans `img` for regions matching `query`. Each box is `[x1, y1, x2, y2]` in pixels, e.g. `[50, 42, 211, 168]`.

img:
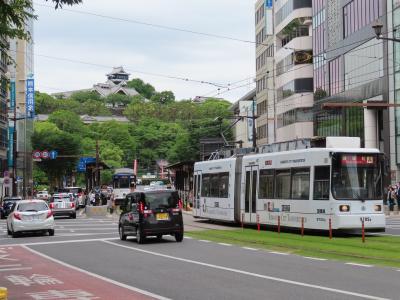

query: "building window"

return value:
[277, 107, 313, 128]
[329, 56, 343, 96]
[275, 0, 312, 27]
[280, 26, 309, 48]
[257, 100, 268, 116]
[257, 124, 267, 140]
[256, 28, 266, 45]
[256, 45, 274, 71]
[343, 0, 383, 38]
[276, 50, 313, 76]
[277, 78, 313, 101]
[255, 5, 265, 25]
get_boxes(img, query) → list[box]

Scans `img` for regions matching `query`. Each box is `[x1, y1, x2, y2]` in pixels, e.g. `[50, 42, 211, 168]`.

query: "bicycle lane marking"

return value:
[0, 245, 169, 300]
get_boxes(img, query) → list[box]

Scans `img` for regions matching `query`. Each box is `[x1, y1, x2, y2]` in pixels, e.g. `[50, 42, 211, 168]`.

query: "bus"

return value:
[193, 137, 386, 231]
[112, 168, 136, 205]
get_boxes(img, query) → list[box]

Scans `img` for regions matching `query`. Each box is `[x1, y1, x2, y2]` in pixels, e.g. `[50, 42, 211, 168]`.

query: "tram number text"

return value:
[214, 202, 219, 208]
[360, 217, 372, 222]
[317, 209, 326, 214]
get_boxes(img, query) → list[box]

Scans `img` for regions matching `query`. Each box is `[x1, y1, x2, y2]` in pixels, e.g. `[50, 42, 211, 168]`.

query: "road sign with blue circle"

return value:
[49, 150, 58, 160]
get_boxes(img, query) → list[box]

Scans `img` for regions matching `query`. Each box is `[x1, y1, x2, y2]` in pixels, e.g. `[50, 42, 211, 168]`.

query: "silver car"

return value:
[6, 200, 55, 238]
[50, 193, 77, 219]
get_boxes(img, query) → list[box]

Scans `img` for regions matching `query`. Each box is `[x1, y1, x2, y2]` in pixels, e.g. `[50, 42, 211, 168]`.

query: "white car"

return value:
[36, 191, 49, 201]
[6, 200, 55, 238]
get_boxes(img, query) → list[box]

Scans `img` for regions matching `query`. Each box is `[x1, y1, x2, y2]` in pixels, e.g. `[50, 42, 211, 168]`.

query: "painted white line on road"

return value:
[184, 237, 193, 239]
[0, 264, 21, 268]
[23, 246, 171, 300]
[56, 233, 116, 237]
[269, 251, 289, 256]
[199, 240, 211, 243]
[345, 263, 373, 268]
[304, 257, 327, 261]
[103, 241, 388, 300]
[242, 247, 258, 251]
[2, 237, 119, 247]
[218, 243, 232, 246]
[0, 267, 32, 272]
[56, 228, 116, 231]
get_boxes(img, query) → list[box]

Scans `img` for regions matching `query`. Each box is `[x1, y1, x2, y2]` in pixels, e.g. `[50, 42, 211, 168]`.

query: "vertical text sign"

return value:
[26, 79, 35, 118]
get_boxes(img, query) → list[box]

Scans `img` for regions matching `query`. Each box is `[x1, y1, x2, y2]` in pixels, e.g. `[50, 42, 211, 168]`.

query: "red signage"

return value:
[341, 155, 375, 166]
[32, 150, 41, 159]
[41, 150, 50, 159]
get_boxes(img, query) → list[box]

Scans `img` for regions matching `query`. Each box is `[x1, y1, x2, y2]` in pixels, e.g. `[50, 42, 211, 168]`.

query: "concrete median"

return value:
[85, 205, 108, 217]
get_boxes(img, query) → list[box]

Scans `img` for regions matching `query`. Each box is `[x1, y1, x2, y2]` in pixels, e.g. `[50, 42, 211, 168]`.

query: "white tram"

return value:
[193, 137, 385, 231]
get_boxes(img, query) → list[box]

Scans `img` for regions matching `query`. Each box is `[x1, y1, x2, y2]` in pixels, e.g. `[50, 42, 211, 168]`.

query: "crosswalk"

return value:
[386, 216, 400, 229]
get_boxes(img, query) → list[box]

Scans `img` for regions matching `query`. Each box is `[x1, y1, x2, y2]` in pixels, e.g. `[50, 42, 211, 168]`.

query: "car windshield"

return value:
[143, 192, 179, 209]
[18, 202, 48, 212]
[332, 153, 382, 200]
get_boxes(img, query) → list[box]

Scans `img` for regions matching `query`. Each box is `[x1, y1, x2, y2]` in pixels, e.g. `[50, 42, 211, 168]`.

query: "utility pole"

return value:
[95, 139, 100, 187]
[12, 105, 17, 196]
[252, 96, 257, 151]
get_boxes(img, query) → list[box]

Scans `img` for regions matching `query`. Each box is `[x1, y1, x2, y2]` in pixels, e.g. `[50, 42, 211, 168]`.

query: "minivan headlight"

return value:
[339, 205, 350, 212]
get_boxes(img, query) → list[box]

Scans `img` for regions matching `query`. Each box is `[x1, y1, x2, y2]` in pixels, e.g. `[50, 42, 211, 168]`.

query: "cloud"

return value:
[33, 0, 255, 101]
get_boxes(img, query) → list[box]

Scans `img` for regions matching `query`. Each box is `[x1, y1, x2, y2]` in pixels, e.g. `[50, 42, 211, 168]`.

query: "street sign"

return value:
[26, 78, 35, 118]
[33, 150, 41, 159]
[77, 157, 96, 173]
[41, 150, 49, 159]
[49, 150, 58, 160]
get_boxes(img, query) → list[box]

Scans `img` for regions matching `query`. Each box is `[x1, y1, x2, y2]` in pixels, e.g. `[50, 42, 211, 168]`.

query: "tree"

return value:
[70, 90, 102, 103]
[82, 99, 111, 116]
[32, 128, 81, 188]
[126, 78, 155, 99]
[35, 91, 58, 114]
[48, 110, 86, 134]
[104, 94, 132, 108]
[0, 0, 82, 44]
[150, 91, 175, 105]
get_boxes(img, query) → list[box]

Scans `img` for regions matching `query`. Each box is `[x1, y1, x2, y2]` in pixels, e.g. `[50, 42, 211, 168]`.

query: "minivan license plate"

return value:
[156, 213, 169, 221]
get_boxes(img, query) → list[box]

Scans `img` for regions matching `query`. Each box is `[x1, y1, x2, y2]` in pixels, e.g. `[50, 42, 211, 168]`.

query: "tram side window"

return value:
[275, 169, 291, 199]
[201, 175, 210, 197]
[219, 173, 229, 198]
[210, 174, 220, 197]
[314, 166, 330, 200]
[291, 168, 310, 200]
[259, 170, 274, 199]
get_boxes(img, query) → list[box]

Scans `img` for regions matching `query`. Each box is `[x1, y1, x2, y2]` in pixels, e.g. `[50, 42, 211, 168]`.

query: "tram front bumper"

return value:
[334, 213, 386, 230]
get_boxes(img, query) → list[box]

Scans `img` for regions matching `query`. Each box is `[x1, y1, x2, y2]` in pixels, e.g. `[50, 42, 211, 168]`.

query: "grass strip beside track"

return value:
[186, 229, 400, 268]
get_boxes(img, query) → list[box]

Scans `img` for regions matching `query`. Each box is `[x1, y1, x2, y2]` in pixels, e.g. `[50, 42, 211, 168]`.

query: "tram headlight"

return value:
[339, 205, 350, 212]
[374, 205, 382, 212]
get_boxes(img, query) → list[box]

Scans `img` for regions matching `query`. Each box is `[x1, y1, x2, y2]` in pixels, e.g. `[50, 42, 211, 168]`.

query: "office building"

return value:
[8, 14, 35, 197]
[255, 0, 314, 145]
[0, 37, 9, 197]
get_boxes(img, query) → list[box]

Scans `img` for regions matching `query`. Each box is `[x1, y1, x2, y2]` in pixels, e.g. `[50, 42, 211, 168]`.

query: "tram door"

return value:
[244, 166, 258, 223]
[193, 171, 202, 217]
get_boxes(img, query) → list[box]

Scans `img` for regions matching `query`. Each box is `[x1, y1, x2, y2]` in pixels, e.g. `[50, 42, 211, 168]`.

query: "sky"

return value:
[33, 0, 256, 102]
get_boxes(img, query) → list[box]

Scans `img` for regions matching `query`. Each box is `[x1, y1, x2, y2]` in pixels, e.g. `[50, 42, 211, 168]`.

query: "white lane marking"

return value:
[23, 246, 171, 300]
[269, 251, 289, 256]
[55, 228, 116, 231]
[0, 267, 32, 272]
[184, 237, 193, 239]
[199, 240, 211, 243]
[242, 247, 258, 251]
[56, 233, 116, 237]
[70, 230, 75, 233]
[345, 263, 373, 268]
[102, 241, 388, 300]
[2, 237, 119, 247]
[0, 264, 21, 267]
[218, 243, 232, 246]
[304, 257, 327, 261]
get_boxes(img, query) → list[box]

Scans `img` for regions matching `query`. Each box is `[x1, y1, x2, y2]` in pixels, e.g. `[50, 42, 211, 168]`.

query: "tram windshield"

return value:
[332, 153, 382, 200]
[113, 175, 130, 189]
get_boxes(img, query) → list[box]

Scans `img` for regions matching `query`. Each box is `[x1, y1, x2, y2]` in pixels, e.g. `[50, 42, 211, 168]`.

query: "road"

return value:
[0, 213, 399, 300]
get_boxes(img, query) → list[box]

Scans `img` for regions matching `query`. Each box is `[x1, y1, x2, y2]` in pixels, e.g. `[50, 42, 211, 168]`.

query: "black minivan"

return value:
[118, 190, 184, 243]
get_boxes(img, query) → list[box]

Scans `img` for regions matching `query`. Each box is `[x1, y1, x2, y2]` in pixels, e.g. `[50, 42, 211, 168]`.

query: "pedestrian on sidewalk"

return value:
[389, 186, 396, 212]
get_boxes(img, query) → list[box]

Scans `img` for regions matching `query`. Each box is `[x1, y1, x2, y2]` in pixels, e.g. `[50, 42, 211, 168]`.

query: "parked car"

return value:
[6, 199, 55, 238]
[49, 193, 76, 219]
[118, 189, 184, 243]
[60, 187, 85, 208]
[36, 191, 49, 201]
[0, 197, 23, 219]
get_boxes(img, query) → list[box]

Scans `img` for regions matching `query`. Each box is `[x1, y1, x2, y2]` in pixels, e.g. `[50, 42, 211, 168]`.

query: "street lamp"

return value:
[372, 21, 400, 42]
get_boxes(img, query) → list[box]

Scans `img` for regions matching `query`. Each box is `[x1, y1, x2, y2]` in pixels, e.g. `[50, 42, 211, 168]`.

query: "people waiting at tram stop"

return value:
[385, 184, 400, 213]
